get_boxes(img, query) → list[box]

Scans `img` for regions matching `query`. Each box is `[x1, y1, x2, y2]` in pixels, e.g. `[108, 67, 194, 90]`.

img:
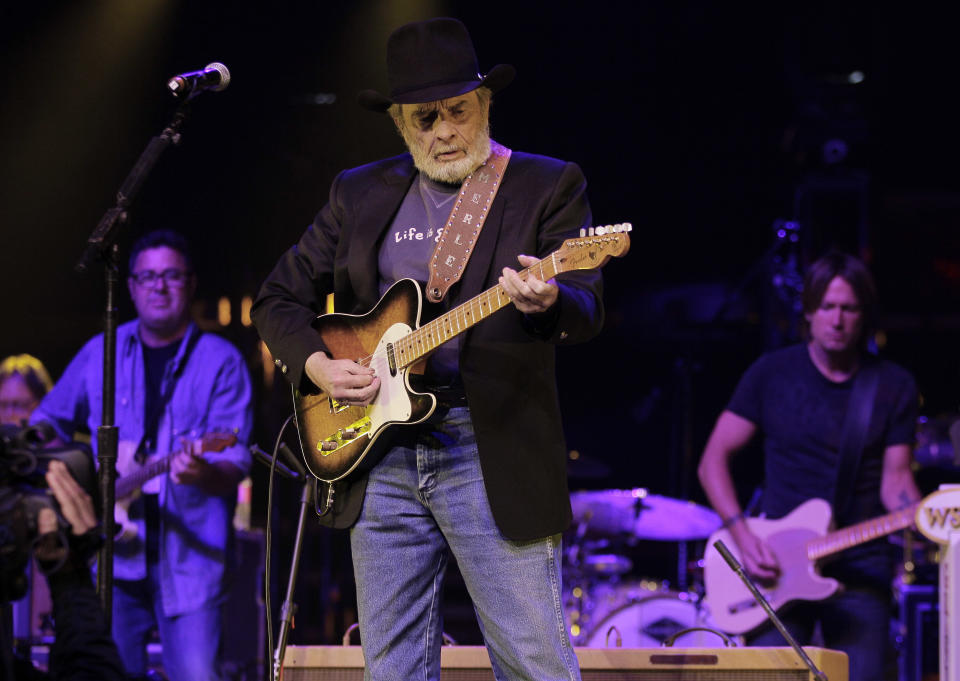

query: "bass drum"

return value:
[578, 584, 727, 648]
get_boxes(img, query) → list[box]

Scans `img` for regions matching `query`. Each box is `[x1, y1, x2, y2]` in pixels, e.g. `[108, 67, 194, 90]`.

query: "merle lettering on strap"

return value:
[425, 141, 511, 302]
[832, 360, 880, 522]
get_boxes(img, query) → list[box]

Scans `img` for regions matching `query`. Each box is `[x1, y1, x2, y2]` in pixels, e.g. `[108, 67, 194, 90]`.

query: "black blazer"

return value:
[252, 150, 604, 540]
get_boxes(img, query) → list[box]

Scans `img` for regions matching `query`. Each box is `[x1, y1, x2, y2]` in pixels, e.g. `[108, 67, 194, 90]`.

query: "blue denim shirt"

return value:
[31, 320, 253, 616]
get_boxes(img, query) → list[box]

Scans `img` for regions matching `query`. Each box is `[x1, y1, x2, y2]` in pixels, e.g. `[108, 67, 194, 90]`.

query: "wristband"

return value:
[720, 512, 745, 529]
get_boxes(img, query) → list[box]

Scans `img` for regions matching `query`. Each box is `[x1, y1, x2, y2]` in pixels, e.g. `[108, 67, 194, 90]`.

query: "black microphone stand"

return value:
[76, 96, 195, 623]
[713, 540, 828, 681]
[273, 477, 313, 681]
[249, 444, 313, 681]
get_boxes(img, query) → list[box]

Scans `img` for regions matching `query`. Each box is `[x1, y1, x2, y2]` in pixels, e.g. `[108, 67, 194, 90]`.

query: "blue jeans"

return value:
[748, 585, 891, 681]
[112, 565, 223, 681]
[350, 407, 581, 681]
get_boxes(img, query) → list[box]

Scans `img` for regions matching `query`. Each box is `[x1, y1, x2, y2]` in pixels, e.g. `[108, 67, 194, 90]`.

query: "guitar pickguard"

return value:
[313, 323, 415, 457]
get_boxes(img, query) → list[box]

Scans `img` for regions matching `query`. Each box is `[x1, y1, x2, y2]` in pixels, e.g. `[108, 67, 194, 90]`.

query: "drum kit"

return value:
[563, 486, 732, 648]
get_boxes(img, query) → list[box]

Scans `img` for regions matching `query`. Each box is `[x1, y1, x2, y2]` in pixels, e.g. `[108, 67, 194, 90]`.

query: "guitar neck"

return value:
[116, 454, 175, 498]
[393, 255, 563, 369]
[806, 502, 919, 561]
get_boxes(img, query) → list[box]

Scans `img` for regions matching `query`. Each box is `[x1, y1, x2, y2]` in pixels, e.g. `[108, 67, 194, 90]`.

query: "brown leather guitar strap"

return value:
[425, 140, 511, 303]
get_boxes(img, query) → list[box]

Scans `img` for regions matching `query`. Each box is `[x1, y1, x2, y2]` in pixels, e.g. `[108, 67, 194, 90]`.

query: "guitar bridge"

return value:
[316, 415, 372, 455]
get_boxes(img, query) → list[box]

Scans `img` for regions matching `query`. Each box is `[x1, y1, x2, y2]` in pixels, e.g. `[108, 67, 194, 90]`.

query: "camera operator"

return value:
[6, 460, 126, 680]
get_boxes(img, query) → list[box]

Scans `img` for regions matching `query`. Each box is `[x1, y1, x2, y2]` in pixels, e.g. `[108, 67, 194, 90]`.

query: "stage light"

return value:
[218, 296, 231, 326]
[241, 296, 253, 327]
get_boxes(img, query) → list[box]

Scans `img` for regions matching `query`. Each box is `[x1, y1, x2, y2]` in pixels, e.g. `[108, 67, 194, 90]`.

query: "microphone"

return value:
[167, 62, 230, 98]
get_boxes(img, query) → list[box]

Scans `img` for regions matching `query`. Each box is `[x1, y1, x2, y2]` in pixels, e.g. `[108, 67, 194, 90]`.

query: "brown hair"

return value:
[801, 252, 878, 349]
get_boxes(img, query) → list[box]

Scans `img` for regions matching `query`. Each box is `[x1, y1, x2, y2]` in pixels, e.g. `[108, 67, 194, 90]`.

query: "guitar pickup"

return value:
[329, 396, 350, 414]
[316, 415, 373, 456]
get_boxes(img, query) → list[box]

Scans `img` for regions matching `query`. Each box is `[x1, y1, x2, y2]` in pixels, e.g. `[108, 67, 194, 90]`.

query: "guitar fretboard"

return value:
[806, 502, 919, 560]
[391, 252, 563, 369]
[116, 454, 177, 498]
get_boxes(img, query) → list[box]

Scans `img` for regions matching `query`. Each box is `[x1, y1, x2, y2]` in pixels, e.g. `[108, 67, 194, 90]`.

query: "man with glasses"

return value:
[31, 229, 253, 681]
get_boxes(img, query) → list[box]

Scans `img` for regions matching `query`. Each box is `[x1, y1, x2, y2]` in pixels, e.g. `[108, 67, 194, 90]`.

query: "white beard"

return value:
[402, 124, 492, 184]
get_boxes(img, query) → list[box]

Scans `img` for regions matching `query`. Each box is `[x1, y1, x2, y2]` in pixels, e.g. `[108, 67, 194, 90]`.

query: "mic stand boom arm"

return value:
[713, 540, 828, 681]
[74, 97, 194, 624]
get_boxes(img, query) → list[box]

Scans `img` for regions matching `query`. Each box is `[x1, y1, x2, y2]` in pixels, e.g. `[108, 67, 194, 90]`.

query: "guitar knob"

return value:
[342, 429, 358, 439]
[319, 441, 338, 452]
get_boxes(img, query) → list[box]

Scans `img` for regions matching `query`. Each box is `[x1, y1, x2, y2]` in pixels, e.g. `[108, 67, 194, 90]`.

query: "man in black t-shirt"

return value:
[697, 252, 921, 681]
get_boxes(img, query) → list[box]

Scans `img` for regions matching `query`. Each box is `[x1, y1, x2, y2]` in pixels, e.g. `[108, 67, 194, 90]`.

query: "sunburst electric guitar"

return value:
[702, 497, 919, 634]
[114, 431, 238, 541]
[293, 225, 632, 483]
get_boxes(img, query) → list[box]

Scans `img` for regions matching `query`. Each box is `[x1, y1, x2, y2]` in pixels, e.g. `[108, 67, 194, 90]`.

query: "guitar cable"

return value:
[263, 412, 296, 679]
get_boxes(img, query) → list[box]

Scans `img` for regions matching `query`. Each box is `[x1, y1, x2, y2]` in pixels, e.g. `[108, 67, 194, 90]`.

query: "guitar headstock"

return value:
[200, 431, 239, 453]
[554, 223, 632, 273]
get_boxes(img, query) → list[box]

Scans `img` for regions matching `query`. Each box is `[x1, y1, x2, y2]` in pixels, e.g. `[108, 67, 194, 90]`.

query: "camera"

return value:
[0, 423, 96, 602]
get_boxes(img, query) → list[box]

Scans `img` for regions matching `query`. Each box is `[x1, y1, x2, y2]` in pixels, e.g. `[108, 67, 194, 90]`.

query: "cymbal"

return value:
[570, 488, 721, 541]
[581, 553, 633, 576]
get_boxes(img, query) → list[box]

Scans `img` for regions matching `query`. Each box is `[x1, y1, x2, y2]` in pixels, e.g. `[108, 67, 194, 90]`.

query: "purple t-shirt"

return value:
[726, 343, 917, 585]
[377, 174, 462, 388]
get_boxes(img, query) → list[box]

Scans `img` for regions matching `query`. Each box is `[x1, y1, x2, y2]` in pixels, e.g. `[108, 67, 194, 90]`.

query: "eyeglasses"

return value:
[130, 269, 192, 288]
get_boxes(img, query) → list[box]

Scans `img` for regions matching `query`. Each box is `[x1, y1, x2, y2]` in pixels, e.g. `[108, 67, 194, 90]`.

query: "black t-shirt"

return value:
[726, 343, 917, 586]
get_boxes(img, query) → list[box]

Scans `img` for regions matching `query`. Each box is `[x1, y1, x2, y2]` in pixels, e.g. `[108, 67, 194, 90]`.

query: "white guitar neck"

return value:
[806, 502, 918, 560]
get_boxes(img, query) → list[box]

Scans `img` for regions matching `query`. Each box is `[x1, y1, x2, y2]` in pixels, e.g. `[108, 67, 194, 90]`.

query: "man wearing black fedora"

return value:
[253, 17, 600, 680]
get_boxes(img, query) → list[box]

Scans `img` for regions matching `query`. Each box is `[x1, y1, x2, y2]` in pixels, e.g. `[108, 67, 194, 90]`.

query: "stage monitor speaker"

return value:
[282, 645, 847, 681]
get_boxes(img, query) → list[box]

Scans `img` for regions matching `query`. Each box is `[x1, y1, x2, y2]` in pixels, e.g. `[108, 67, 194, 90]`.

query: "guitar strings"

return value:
[347, 262, 547, 370]
[333, 234, 614, 372]
[299, 234, 622, 417]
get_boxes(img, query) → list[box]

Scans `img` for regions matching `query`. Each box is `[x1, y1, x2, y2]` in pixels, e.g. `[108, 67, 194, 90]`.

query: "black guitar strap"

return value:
[135, 329, 201, 462]
[832, 359, 880, 523]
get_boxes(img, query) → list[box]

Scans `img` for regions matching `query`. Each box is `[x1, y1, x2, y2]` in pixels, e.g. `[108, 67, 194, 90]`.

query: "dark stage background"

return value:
[2, 0, 959, 649]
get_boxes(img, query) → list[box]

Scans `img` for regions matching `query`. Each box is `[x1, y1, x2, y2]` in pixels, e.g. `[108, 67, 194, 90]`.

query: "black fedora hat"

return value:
[358, 17, 515, 113]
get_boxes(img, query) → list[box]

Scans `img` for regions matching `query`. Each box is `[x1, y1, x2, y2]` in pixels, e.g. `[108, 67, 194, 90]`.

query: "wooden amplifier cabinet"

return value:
[282, 645, 848, 681]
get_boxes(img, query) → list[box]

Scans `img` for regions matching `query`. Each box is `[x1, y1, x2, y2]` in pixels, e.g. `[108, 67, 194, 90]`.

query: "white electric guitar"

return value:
[702, 497, 919, 634]
[114, 432, 237, 541]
